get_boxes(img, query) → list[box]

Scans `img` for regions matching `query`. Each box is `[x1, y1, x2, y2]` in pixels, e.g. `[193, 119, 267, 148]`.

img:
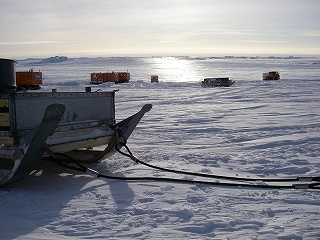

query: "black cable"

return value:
[115, 141, 320, 183]
[48, 153, 320, 190]
[47, 149, 320, 190]
[113, 129, 320, 183]
[45, 130, 320, 190]
[96, 174, 292, 189]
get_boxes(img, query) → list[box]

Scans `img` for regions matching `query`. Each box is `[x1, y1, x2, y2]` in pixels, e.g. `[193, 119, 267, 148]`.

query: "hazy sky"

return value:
[1, 0, 319, 58]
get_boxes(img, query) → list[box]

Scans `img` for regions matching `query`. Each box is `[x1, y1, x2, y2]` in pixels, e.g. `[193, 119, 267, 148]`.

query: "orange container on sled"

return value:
[16, 69, 42, 90]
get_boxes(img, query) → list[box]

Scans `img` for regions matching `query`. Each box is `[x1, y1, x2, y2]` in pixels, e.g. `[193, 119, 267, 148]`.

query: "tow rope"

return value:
[46, 128, 320, 190]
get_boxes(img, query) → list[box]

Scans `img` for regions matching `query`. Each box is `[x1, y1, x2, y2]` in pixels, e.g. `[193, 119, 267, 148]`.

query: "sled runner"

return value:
[0, 104, 65, 185]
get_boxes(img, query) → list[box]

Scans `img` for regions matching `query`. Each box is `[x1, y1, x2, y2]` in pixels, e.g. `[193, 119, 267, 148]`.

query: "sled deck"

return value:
[0, 90, 152, 186]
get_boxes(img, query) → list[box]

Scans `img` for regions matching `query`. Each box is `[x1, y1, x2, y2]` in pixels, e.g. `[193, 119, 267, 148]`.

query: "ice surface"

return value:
[1, 56, 319, 239]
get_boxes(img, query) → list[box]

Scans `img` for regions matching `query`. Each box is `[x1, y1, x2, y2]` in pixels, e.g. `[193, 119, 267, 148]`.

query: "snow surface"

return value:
[1, 56, 320, 239]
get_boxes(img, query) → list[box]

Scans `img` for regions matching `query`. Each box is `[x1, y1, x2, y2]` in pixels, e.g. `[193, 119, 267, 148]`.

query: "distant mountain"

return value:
[38, 56, 69, 64]
[208, 55, 305, 60]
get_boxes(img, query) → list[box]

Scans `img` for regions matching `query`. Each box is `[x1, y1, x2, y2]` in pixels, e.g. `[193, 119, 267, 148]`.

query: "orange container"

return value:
[151, 75, 159, 83]
[117, 72, 130, 83]
[104, 72, 119, 82]
[91, 71, 130, 84]
[91, 72, 104, 84]
[263, 71, 280, 80]
[16, 69, 42, 90]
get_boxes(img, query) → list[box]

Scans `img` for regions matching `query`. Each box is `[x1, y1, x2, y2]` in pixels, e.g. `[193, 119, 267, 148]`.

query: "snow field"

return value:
[0, 56, 319, 239]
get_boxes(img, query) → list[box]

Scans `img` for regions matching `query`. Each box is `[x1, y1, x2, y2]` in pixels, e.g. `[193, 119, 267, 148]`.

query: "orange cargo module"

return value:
[117, 72, 130, 83]
[151, 75, 159, 83]
[105, 72, 119, 82]
[16, 69, 42, 90]
[90, 72, 104, 84]
[91, 71, 129, 84]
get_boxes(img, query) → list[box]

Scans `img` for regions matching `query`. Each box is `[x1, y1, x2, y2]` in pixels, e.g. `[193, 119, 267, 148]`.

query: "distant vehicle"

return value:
[151, 75, 159, 83]
[91, 71, 130, 84]
[16, 69, 42, 90]
[201, 77, 235, 87]
[263, 71, 280, 80]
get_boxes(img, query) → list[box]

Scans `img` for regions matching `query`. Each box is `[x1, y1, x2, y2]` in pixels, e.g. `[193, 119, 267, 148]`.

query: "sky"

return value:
[0, 0, 319, 58]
